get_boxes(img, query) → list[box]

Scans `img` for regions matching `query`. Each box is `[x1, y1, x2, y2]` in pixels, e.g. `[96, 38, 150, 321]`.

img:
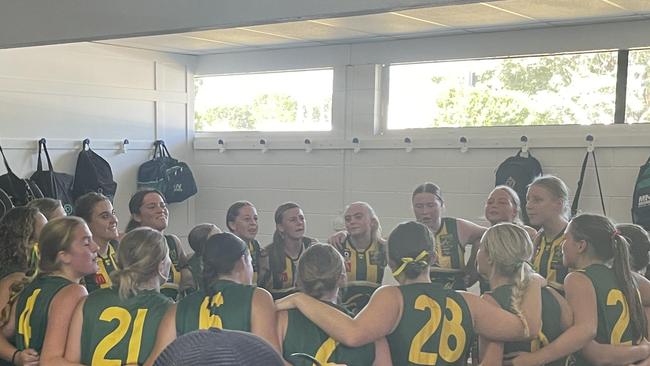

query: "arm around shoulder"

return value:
[252, 287, 281, 353]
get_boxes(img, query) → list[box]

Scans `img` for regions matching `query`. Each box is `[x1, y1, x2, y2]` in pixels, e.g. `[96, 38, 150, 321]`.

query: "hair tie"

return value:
[392, 250, 429, 277]
[611, 229, 621, 240]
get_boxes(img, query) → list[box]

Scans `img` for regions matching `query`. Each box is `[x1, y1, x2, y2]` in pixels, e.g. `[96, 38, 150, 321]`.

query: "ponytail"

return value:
[612, 232, 648, 340]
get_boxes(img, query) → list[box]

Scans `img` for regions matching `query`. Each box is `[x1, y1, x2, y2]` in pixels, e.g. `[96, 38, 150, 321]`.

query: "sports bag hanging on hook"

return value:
[72, 139, 117, 202]
[0, 144, 43, 206]
[137, 140, 197, 203]
[30, 138, 75, 214]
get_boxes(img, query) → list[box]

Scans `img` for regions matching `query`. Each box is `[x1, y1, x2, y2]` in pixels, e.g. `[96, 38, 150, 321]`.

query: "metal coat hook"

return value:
[404, 137, 413, 153]
[352, 137, 360, 153]
[586, 134, 595, 152]
[121, 139, 129, 154]
[304, 138, 312, 153]
[259, 138, 268, 154]
[83, 138, 90, 150]
[217, 139, 226, 153]
[520, 135, 529, 156]
[459, 136, 468, 153]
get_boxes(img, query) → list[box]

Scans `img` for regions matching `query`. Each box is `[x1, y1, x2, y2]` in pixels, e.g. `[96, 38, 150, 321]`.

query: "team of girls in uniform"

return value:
[527, 175, 571, 291]
[64, 227, 173, 365]
[278, 243, 391, 365]
[186, 223, 221, 290]
[1, 217, 99, 366]
[259, 202, 317, 299]
[226, 201, 263, 285]
[277, 220, 544, 366]
[477, 223, 571, 366]
[145, 232, 279, 365]
[74, 192, 121, 293]
[0, 207, 46, 366]
[510, 213, 650, 366]
[26, 198, 66, 221]
[126, 189, 193, 299]
[412, 182, 487, 290]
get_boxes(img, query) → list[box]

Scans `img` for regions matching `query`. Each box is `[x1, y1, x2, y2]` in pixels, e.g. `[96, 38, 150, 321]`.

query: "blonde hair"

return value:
[344, 201, 382, 243]
[481, 222, 534, 337]
[110, 227, 168, 299]
[297, 243, 345, 299]
[489, 185, 523, 224]
[39, 216, 87, 274]
[529, 175, 570, 220]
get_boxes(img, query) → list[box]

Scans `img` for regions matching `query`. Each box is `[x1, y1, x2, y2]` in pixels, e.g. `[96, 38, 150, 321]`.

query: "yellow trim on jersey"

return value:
[95, 244, 119, 289]
[532, 232, 565, 286]
[434, 220, 464, 271]
[343, 238, 382, 283]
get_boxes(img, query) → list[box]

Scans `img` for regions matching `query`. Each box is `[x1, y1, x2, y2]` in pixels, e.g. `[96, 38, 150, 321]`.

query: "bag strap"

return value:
[0, 144, 13, 174]
[571, 151, 606, 217]
[159, 140, 173, 158]
[37, 138, 56, 172]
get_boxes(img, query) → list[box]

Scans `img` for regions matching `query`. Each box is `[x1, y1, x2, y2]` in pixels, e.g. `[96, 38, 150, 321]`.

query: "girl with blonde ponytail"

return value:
[277, 221, 544, 366]
[477, 223, 571, 366]
[509, 214, 650, 366]
[64, 227, 173, 366]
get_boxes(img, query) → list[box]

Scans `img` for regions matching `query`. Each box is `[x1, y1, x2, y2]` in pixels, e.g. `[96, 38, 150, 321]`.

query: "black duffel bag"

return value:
[30, 139, 75, 215]
[72, 139, 117, 202]
[0, 144, 44, 207]
[137, 140, 197, 203]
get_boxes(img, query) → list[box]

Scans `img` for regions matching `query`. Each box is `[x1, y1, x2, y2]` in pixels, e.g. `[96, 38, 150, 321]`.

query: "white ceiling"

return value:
[97, 0, 650, 55]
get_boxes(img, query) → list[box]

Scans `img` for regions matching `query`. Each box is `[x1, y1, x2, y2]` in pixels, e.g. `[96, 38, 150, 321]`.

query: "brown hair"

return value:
[387, 221, 434, 279]
[617, 224, 650, 273]
[188, 223, 220, 255]
[296, 243, 345, 299]
[27, 198, 62, 220]
[74, 192, 110, 223]
[412, 182, 444, 204]
[126, 189, 166, 232]
[570, 214, 648, 341]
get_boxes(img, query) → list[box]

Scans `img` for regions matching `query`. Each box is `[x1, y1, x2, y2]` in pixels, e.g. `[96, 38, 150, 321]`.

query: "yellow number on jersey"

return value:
[17, 289, 41, 349]
[607, 289, 632, 345]
[314, 337, 338, 366]
[92, 307, 149, 365]
[199, 292, 224, 329]
[408, 295, 467, 365]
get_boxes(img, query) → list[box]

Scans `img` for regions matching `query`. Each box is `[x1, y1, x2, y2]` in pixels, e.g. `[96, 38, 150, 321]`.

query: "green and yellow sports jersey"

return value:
[532, 230, 567, 291]
[387, 283, 474, 366]
[83, 241, 119, 293]
[574, 264, 641, 366]
[161, 235, 182, 300]
[339, 237, 386, 314]
[283, 302, 375, 366]
[15, 275, 72, 352]
[431, 218, 466, 290]
[248, 239, 261, 285]
[490, 285, 566, 366]
[80, 287, 172, 366]
[176, 279, 255, 335]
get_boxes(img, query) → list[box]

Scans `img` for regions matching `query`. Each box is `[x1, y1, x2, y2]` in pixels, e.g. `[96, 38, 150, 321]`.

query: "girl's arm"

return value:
[63, 298, 86, 363]
[373, 337, 393, 366]
[478, 294, 505, 366]
[171, 235, 195, 293]
[251, 287, 282, 353]
[275, 285, 402, 348]
[143, 304, 177, 366]
[457, 219, 487, 288]
[506, 272, 598, 366]
[40, 284, 87, 366]
[582, 340, 650, 366]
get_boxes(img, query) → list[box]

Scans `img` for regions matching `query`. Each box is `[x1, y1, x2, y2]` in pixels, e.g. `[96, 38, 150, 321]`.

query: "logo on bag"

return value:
[639, 194, 650, 208]
[505, 176, 516, 188]
[173, 184, 183, 192]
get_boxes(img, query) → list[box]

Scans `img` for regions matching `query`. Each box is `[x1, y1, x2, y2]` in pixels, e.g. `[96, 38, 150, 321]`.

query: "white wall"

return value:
[0, 42, 196, 240]
[194, 19, 650, 245]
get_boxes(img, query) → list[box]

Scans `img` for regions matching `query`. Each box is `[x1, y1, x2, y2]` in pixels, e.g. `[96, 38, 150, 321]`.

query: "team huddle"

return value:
[1, 176, 650, 366]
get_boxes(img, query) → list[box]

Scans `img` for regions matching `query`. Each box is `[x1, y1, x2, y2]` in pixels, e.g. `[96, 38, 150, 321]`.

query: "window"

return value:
[387, 51, 618, 129]
[626, 49, 650, 124]
[194, 69, 333, 132]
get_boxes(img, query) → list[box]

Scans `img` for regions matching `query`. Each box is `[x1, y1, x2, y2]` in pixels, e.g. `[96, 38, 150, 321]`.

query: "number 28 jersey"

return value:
[387, 283, 474, 366]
